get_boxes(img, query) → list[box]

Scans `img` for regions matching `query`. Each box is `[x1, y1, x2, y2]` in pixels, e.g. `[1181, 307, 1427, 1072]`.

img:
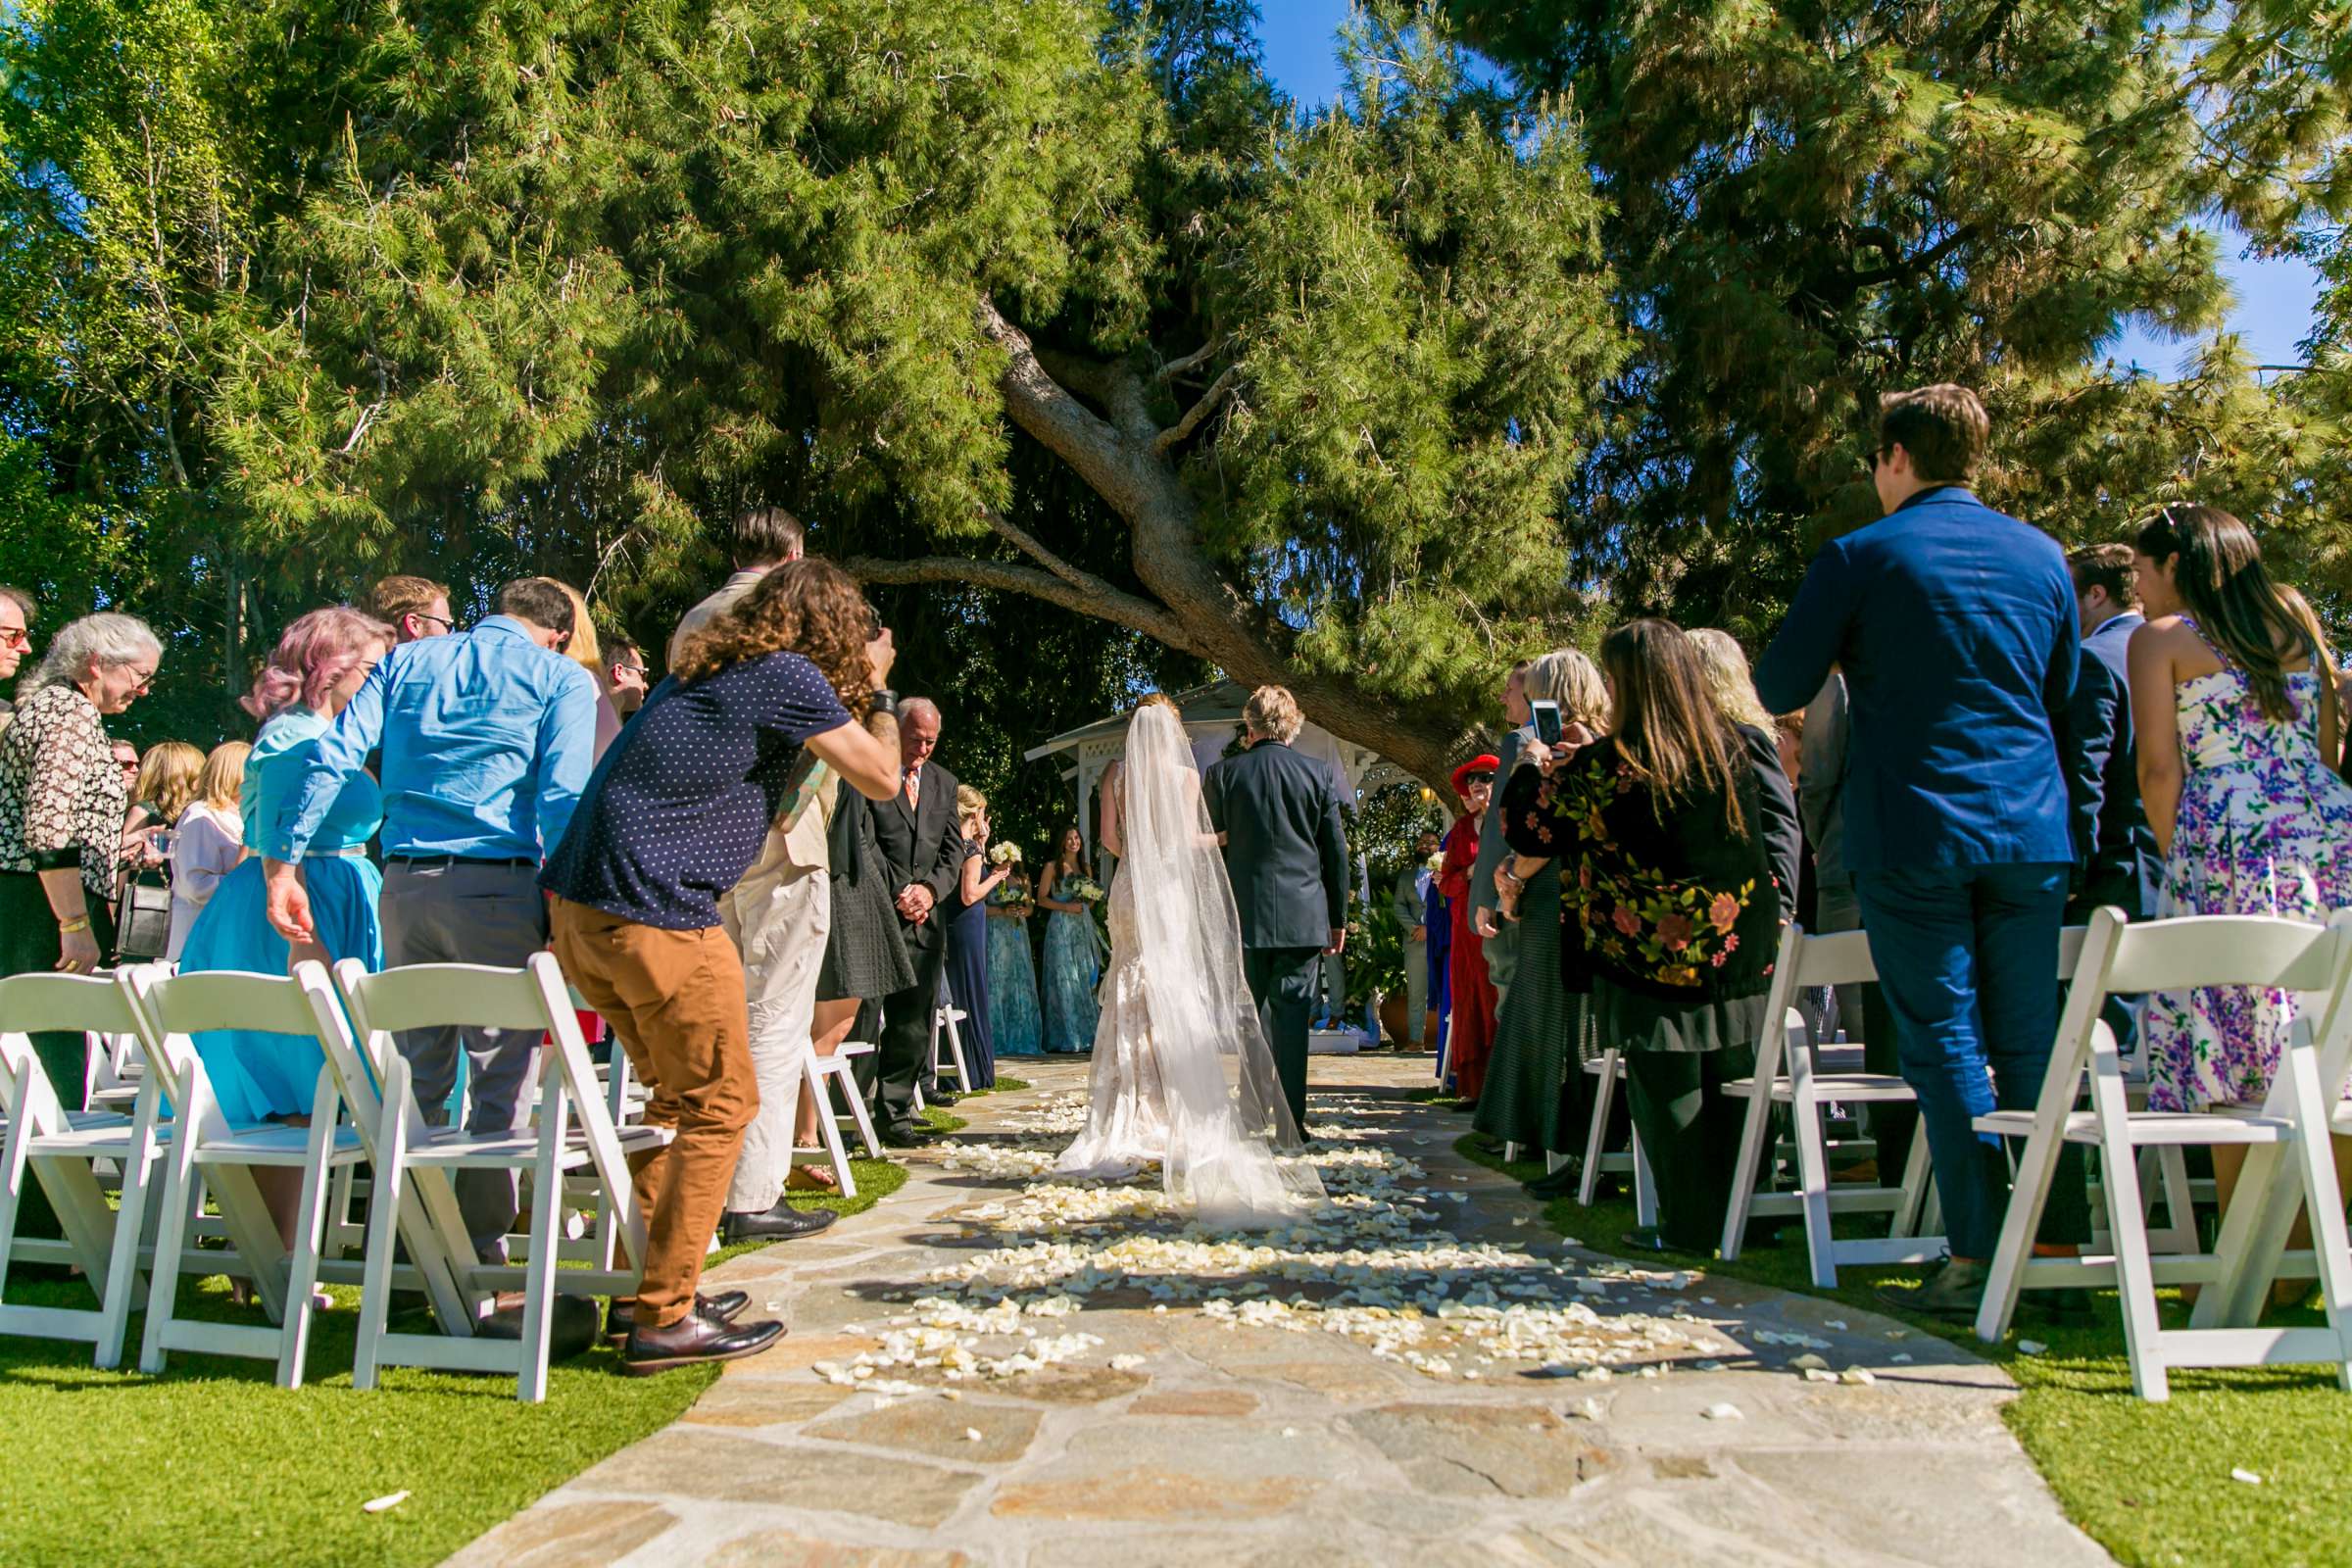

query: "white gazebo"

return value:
[1022, 679, 1422, 856]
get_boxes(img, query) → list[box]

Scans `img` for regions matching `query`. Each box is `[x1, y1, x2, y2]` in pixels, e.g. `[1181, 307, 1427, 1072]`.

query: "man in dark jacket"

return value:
[2060, 542, 2157, 1049]
[866, 696, 965, 1144]
[1204, 685, 1351, 1129]
[1756, 383, 2086, 1320]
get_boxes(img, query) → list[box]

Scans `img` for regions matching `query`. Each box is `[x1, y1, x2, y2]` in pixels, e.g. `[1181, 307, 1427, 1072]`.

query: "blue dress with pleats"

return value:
[177, 708, 385, 1126]
[988, 900, 1044, 1056]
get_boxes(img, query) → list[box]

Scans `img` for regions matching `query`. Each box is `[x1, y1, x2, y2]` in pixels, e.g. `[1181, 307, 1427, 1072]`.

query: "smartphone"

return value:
[1530, 699, 1562, 747]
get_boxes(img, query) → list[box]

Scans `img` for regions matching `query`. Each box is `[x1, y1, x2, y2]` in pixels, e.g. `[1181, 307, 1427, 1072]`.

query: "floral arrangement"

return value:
[989, 871, 1034, 918]
[1063, 874, 1107, 906]
[988, 841, 1024, 866]
[1425, 851, 1445, 875]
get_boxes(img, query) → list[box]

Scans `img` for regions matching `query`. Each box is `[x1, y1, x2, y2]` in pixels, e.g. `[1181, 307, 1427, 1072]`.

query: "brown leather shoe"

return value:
[623, 1310, 785, 1374]
[605, 1289, 751, 1346]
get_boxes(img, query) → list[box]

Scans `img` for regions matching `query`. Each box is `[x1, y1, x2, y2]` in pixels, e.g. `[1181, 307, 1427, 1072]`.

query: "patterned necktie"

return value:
[906, 765, 921, 811]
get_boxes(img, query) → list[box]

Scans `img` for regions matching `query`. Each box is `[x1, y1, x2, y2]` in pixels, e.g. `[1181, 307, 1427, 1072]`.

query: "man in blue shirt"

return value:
[1756, 384, 2088, 1319]
[267, 577, 598, 1261]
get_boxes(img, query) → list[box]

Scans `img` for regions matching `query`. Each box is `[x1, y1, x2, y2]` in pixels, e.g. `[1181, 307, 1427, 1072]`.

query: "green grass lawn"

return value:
[1453, 1129, 2352, 1567]
[0, 1164, 908, 1567]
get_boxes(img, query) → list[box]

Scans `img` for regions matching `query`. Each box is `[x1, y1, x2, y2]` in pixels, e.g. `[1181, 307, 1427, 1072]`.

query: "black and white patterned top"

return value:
[0, 682, 127, 897]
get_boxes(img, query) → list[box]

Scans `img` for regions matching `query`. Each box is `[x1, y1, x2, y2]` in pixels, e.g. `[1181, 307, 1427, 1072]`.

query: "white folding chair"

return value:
[1574, 1052, 1657, 1227]
[0, 973, 174, 1366]
[1976, 909, 2352, 1400]
[330, 955, 662, 1402]
[117, 963, 368, 1387]
[1718, 925, 1936, 1285]
[815, 1041, 884, 1160]
[931, 1003, 973, 1092]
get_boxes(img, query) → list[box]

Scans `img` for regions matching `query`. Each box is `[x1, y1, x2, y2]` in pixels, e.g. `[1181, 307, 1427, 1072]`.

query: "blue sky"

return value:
[1252, 2, 2322, 369]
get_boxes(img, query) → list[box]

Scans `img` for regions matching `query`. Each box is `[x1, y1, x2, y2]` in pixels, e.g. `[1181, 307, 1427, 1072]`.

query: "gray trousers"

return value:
[379, 858, 550, 1261]
[1401, 937, 1430, 1046]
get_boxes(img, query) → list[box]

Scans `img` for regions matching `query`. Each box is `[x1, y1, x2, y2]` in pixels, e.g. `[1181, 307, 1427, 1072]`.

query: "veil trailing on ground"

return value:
[1065, 701, 1324, 1228]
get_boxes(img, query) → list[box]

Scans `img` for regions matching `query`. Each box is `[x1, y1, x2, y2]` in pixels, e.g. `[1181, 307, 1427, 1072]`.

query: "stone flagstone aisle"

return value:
[449, 1057, 2111, 1568]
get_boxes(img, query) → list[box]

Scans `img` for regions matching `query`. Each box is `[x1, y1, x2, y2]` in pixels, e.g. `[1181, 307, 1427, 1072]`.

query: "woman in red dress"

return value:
[1437, 755, 1501, 1102]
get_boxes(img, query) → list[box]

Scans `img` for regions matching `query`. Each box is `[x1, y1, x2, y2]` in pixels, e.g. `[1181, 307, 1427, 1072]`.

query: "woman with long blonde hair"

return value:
[167, 740, 251, 959]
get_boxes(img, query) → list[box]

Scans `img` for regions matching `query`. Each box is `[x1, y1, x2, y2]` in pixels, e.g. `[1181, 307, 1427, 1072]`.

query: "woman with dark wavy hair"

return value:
[2128, 506, 2352, 1122]
[540, 556, 903, 1374]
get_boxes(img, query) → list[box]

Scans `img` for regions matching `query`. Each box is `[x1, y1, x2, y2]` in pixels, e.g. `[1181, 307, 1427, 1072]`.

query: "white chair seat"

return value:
[190, 1124, 369, 1166]
[406, 1122, 669, 1169]
[1725, 1070, 1917, 1103]
[1976, 1107, 2294, 1146]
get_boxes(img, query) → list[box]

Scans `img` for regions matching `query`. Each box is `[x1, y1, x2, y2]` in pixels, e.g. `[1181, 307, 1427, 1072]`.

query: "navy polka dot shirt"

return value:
[541, 650, 852, 928]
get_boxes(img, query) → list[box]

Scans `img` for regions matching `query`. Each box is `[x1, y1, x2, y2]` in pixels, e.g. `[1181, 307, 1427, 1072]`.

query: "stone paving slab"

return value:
[445, 1057, 2111, 1568]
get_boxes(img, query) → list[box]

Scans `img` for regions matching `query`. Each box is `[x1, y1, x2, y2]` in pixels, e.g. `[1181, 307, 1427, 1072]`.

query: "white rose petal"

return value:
[363, 1492, 410, 1514]
[1702, 1402, 1744, 1421]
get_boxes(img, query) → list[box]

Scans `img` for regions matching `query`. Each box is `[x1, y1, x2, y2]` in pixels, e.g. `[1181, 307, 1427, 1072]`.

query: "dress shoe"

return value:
[1619, 1226, 1708, 1259]
[879, 1124, 938, 1150]
[622, 1311, 785, 1375]
[926, 1089, 962, 1108]
[1875, 1257, 1989, 1321]
[475, 1292, 604, 1361]
[605, 1289, 751, 1345]
[1523, 1163, 1580, 1200]
[720, 1200, 840, 1244]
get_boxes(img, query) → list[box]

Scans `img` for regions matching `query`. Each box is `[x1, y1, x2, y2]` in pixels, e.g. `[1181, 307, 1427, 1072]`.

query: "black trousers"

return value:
[1244, 945, 1322, 1130]
[1622, 1044, 1762, 1252]
[875, 922, 949, 1133]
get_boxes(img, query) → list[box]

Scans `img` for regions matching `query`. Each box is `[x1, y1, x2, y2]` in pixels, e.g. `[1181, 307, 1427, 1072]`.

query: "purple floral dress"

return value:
[2143, 618, 2352, 1111]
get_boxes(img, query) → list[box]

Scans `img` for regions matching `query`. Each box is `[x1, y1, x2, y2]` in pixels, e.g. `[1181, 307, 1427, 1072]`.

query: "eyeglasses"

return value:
[614, 662, 648, 678]
[413, 612, 456, 633]
[0, 626, 27, 651]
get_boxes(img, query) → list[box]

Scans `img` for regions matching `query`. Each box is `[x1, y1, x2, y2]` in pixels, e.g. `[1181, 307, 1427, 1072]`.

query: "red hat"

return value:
[1450, 755, 1500, 798]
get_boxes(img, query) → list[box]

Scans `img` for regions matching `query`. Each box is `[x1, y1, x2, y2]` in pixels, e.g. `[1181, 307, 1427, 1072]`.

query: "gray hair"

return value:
[25, 612, 162, 695]
[1243, 684, 1304, 744]
[899, 695, 941, 727]
[1524, 650, 1608, 731]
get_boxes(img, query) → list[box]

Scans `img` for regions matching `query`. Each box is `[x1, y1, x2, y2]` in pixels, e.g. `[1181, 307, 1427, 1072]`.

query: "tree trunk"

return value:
[842, 298, 1476, 797]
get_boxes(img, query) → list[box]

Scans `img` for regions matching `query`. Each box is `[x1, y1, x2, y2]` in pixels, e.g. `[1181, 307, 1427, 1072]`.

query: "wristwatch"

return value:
[870, 688, 899, 716]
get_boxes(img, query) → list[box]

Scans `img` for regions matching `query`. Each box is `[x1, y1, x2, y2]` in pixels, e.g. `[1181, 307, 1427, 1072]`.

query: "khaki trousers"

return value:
[549, 897, 757, 1327]
[719, 861, 831, 1213]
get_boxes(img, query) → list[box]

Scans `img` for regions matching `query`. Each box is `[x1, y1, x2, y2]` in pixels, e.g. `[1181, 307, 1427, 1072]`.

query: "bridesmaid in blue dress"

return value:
[1037, 825, 1102, 1054]
[988, 866, 1045, 1056]
[945, 787, 1012, 1090]
[179, 607, 395, 1129]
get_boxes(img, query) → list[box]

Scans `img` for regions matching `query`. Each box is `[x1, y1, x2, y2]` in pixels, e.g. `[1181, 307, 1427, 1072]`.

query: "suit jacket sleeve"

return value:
[1202, 760, 1229, 835]
[2041, 581, 2081, 724]
[1391, 866, 1422, 929]
[1315, 778, 1350, 930]
[920, 767, 964, 905]
[1469, 729, 1523, 915]
[1754, 540, 1855, 714]
[1743, 724, 1804, 908]
[1795, 676, 1845, 849]
[2059, 646, 2113, 873]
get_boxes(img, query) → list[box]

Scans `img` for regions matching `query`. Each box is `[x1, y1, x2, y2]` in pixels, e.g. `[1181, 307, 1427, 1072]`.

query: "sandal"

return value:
[786, 1165, 841, 1194]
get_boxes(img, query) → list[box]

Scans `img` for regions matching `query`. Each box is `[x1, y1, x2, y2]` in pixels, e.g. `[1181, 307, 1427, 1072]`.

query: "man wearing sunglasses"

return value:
[0, 585, 34, 734]
[369, 574, 457, 644]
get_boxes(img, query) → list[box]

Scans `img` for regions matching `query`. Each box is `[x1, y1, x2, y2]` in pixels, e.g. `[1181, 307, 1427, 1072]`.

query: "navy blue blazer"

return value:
[2061, 612, 2158, 910]
[1754, 486, 2077, 874]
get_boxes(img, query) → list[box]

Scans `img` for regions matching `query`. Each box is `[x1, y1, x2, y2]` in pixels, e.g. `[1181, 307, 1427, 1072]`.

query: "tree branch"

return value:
[840, 553, 1198, 652]
[1152, 364, 1240, 458]
[1153, 334, 1232, 383]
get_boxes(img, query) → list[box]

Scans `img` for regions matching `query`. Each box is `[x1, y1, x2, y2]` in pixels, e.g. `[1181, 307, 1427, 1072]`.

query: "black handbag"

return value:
[114, 870, 173, 960]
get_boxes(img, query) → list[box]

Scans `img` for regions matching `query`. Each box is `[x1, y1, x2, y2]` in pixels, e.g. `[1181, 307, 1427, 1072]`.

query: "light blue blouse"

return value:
[245, 708, 381, 858]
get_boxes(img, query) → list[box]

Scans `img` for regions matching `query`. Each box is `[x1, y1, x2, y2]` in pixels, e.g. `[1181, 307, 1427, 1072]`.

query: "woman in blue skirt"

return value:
[179, 608, 394, 1131]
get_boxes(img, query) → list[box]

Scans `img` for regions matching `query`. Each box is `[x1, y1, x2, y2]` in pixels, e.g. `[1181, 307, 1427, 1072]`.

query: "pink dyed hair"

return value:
[241, 607, 395, 718]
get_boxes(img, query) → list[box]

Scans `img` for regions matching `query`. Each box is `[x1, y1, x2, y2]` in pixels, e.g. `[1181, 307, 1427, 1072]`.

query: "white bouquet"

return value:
[988, 841, 1024, 867]
[1426, 851, 1446, 875]
[1064, 875, 1107, 906]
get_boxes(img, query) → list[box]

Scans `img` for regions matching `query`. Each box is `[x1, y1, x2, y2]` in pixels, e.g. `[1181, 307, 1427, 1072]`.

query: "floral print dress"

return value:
[2143, 618, 2352, 1111]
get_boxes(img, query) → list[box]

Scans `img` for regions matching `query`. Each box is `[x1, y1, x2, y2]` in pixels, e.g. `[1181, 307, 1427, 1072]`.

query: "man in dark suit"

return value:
[2060, 542, 2157, 1050]
[865, 695, 965, 1145]
[1203, 685, 1351, 1129]
[1756, 383, 2088, 1320]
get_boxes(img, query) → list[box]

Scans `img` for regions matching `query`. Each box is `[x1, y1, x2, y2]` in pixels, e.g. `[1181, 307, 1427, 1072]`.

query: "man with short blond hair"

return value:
[1205, 684, 1349, 1126]
[370, 575, 455, 643]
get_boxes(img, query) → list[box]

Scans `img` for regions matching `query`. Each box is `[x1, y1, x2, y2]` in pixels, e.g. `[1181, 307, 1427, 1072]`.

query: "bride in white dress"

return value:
[1053, 697, 1324, 1227]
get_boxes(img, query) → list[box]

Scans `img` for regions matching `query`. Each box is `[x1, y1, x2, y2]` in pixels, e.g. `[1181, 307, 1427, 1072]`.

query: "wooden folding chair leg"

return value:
[353, 1090, 412, 1393]
[831, 1063, 883, 1159]
[516, 1085, 570, 1405]
[137, 1137, 204, 1375]
[274, 1081, 341, 1389]
[1792, 1071, 1839, 1290]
